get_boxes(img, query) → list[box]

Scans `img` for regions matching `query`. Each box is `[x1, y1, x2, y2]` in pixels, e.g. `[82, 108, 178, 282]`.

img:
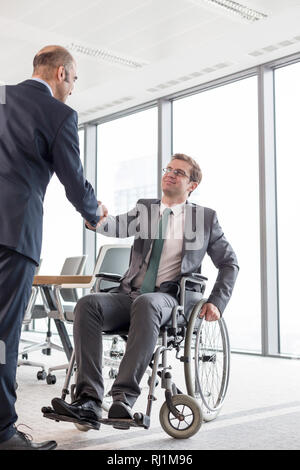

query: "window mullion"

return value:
[258, 65, 280, 356]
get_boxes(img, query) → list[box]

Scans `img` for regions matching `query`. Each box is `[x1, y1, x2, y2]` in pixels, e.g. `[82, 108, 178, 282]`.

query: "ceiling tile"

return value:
[50, 0, 150, 39]
[0, 0, 48, 20]
[81, 0, 198, 47]
[19, 0, 100, 31]
[109, 5, 222, 56]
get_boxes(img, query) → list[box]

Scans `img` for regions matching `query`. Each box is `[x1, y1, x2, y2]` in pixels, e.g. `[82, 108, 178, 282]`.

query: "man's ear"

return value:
[189, 181, 199, 193]
[57, 65, 65, 82]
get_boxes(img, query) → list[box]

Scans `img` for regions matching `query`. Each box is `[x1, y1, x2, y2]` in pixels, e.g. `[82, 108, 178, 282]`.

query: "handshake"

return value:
[85, 201, 108, 231]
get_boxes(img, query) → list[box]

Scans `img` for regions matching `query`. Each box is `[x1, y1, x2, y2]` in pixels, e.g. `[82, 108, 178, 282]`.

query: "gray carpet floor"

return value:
[15, 331, 300, 450]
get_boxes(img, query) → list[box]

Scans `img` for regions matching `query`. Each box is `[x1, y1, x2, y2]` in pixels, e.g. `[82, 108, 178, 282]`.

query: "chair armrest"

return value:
[95, 273, 122, 282]
[93, 272, 122, 293]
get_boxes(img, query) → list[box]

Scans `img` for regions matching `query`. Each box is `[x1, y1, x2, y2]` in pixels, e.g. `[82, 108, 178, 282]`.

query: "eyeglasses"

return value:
[162, 167, 190, 179]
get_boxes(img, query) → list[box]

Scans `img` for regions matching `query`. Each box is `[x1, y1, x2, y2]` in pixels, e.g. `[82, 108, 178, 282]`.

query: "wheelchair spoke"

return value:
[168, 404, 194, 430]
[189, 318, 229, 412]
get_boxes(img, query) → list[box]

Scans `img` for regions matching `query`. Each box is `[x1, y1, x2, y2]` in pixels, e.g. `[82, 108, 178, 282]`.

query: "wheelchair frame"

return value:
[42, 273, 230, 439]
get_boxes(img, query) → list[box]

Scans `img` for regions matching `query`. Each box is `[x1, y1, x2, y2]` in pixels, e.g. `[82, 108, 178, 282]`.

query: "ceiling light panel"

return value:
[67, 42, 148, 69]
[191, 0, 268, 22]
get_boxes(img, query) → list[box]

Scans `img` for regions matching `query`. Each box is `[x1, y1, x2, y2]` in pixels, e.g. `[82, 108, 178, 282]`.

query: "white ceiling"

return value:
[1, 0, 300, 123]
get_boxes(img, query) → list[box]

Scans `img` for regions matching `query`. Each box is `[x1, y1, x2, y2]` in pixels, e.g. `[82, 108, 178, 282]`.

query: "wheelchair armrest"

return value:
[179, 274, 207, 307]
[190, 273, 208, 281]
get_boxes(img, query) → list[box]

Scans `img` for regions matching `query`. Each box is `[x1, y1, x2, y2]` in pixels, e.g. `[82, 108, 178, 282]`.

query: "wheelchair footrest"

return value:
[41, 406, 150, 431]
[133, 412, 151, 429]
[101, 418, 134, 430]
[102, 413, 150, 430]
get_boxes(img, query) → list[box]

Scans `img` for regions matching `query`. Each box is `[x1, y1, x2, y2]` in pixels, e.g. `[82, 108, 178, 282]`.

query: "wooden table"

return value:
[33, 275, 93, 286]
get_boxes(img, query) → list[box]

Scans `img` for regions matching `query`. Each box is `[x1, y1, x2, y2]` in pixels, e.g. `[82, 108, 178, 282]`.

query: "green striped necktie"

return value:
[140, 208, 172, 294]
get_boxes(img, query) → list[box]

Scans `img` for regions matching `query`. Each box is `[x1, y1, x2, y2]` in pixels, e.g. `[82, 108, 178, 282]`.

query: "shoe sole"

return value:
[108, 402, 133, 420]
[43, 408, 100, 431]
[50, 400, 101, 430]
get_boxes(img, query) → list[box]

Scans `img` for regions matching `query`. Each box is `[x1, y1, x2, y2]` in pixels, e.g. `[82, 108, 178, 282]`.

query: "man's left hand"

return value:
[199, 302, 220, 322]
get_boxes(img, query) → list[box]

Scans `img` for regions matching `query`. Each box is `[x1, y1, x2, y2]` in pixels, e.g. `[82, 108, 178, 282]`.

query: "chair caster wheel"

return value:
[37, 370, 47, 381]
[46, 374, 56, 385]
[108, 368, 118, 379]
[22, 353, 28, 360]
[42, 348, 51, 356]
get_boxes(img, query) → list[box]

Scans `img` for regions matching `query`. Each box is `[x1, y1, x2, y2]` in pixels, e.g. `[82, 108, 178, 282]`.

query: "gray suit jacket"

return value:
[98, 198, 239, 315]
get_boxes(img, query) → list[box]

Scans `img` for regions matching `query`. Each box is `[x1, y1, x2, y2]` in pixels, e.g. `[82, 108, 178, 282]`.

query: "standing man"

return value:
[0, 45, 102, 450]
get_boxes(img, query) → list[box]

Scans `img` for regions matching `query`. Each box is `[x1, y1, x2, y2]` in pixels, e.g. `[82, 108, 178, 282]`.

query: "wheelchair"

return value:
[42, 272, 230, 439]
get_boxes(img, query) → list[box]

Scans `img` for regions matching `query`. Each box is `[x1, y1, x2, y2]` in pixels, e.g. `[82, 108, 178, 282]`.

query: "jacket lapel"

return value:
[181, 202, 205, 273]
[181, 201, 193, 272]
[141, 199, 160, 261]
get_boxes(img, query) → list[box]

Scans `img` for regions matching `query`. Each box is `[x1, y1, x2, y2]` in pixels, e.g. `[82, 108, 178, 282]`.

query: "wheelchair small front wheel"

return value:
[159, 394, 202, 439]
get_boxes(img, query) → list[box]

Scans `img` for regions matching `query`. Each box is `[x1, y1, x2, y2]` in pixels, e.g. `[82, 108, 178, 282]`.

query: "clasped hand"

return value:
[85, 201, 108, 231]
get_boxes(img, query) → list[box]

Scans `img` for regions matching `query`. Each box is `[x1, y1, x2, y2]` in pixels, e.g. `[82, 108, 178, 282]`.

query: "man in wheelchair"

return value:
[50, 153, 239, 431]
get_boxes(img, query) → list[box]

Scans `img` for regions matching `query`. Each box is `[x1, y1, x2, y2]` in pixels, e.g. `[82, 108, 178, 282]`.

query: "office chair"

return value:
[32, 244, 132, 384]
[18, 255, 87, 379]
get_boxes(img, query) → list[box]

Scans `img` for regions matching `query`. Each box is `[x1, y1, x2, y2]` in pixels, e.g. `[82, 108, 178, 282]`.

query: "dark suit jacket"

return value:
[98, 198, 239, 315]
[0, 79, 99, 264]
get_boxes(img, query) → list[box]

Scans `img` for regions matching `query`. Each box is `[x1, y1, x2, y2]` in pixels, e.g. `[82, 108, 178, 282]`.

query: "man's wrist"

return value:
[206, 296, 224, 316]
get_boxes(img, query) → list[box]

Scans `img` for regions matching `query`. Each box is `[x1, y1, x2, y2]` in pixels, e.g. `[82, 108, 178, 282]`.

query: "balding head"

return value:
[32, 45, 77, 103]
[33, 45, 75, 80]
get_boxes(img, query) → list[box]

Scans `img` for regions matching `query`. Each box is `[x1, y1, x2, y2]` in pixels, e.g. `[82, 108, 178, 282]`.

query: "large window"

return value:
[173, 77, 261, 352]
[96, 107, 157, 251]
[40, 129, 85, 274]
[275, 62, 300, 356]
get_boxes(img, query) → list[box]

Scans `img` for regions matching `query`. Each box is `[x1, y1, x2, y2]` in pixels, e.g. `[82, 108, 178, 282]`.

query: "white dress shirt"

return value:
[132, 201, 185, 290]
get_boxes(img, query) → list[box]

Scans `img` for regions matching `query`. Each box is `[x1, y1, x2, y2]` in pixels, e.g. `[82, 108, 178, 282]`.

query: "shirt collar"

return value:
[160, 201, 186, 217]
[30, 78, 54, 97]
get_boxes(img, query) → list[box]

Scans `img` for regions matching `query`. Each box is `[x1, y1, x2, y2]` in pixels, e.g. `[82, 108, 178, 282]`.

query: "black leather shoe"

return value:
[51, 397, 102, 430]
[0, 430, 57, 450]
[108, 401, 133, 419]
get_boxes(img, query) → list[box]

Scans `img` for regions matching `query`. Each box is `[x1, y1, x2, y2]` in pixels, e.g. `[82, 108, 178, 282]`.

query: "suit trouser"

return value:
[73, 291, 178, 408]
[0, 246, 36, 443]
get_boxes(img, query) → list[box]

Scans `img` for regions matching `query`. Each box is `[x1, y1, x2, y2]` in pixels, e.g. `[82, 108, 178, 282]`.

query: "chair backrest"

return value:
[60, 255, 87, 276]
[60, 255, 88, 302]
[93, 244, 132, 290]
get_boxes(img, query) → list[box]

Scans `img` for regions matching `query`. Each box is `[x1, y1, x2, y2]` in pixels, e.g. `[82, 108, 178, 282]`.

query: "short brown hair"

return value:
[171, 153, 202, 184]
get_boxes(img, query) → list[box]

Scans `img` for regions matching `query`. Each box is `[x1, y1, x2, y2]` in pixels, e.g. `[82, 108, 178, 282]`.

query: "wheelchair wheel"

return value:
[184, 299, 230, 422]
[159, 394, 202, 439]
